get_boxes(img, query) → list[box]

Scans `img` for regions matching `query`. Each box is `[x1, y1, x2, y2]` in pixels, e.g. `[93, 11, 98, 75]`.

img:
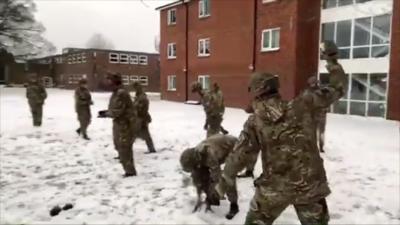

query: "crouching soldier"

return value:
[26, 75, 47, 126]
[131, 82, 156, 153]
[98, 72, 137, 177]
[179, 134, 239, 219]
[74, 78, 93, 140]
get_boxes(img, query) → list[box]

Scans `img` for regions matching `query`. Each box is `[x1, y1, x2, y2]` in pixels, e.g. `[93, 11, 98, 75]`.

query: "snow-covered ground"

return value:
[0, 87, 399, 224]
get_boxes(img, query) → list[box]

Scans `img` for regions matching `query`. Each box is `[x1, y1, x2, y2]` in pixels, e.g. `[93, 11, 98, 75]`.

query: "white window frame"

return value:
[198, 75, 210, 90]
[262, 0, 277, 3]
[139, 55, 148, 65]
[81, 53, 87, 63]
[167, 75, 177, 91]
[120, 54, 129, 64]
[130, 75, 139, 83]
[109, 53, 119, 63]
[129, 55, 138, 64]
[167, 43, 177, 59]
[198, 38, 210, 57]
[199, 0, 210, 18]
[167, 8, 177, 25]
[121, 75, 129, 85]
[139, 76, 149, 86]
[76, 54, 82, 64]
[261, 28, 280, 52]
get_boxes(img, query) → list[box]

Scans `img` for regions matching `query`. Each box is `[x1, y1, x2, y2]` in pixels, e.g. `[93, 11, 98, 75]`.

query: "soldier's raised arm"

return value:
[301, 41, 346, 108]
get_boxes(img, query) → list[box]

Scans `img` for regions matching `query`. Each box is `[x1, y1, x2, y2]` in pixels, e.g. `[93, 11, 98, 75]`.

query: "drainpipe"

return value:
[251, 0, 258, 72]
[184, 1, 189, 101]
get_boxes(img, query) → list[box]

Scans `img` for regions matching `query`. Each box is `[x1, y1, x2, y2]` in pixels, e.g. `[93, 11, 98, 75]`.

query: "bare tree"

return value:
[0, 0, 56, 60]
[86, 33, 115, 50]
[154, 35, 160, 53]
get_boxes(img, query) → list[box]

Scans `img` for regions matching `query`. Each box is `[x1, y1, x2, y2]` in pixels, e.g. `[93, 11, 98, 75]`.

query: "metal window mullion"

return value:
[350, 18, 355, 59]
[365, 73, 371, 116]
[369, 16, 373, 58]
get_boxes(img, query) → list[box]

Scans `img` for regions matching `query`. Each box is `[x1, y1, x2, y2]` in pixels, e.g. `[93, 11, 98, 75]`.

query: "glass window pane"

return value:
[350, 102, 366, 116]
[338, 0, 353, 6]
[338, 48, 350, 59]
[353, 47, 370, 58]
[351, 73, 367, 100]
[369, 73, 387, 101]
[371, 46, 389, 58]
[368, 103, 385, 117]
[319, 73, 330, 86]
[354, 17, 371, 46]
[372, 14, 391, 45]
[324, 0, 337, 9]
[263, 31, 270, 49]
[336, 20, 352, 47]
[333, 100, 347, 114]
[322, 23, 335, 42]
[356, 0, 372, 3]
[272, 30, 280, 48]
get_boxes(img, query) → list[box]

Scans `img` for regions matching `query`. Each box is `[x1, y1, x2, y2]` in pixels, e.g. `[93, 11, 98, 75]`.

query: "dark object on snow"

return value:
[225, 202, 239, 220]
[49, 205, 62, 217]
[62, 203, 73, 211]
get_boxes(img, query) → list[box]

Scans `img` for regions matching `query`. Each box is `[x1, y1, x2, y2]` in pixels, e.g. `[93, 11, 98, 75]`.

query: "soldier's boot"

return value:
[144, 135, 156, 153]
[220, 126, 229, 135]
[76, 128, 81, 135]
[237, 170, 254, 178]
[225, 202, 239, 220]
[124, 166, 137, 177]
[83, 134, 90, 140]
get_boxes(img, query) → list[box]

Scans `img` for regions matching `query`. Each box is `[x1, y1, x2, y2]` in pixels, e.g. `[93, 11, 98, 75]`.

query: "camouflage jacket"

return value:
[74, 86, 92, 112]
[26, 83, 47, 105]
[133, 92, 151, 123]
[194, 134, 238, 183]
[108, 86, 136, 124]
[201, 90, 225, 117]
[249, 62, 345, 203]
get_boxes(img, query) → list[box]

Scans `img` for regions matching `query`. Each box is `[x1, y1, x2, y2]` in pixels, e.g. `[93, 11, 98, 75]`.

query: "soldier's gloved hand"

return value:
[98, 110, 108, 118]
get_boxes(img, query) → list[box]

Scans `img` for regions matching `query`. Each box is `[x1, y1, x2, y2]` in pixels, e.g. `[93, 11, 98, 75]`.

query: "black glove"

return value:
[98, 110, 108, 118]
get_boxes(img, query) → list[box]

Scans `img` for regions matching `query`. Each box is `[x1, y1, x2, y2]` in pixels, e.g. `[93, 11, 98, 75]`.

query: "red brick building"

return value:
[4, 48, 160, 92]
[157, 0, 399, 120]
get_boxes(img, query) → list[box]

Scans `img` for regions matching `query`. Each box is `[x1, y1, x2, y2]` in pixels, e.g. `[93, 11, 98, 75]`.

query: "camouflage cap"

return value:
[248, 72, 279, 96]
[190, 81, 202, 93]
[180, 148, 197, 172]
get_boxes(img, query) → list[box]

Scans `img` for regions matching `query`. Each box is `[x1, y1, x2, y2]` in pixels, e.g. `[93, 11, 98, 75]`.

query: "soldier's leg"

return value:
[117, 131, 136, 176]
[37, 104, 43, 126]
[238, 151, 258, 178]
[142, 126, 156, 153]
[294, 198, 329, 225]
[80, 119, 90, 140]
[244, 188, 289, 225]
[30, 105, 39, 126]
[225, 178, 239, 219]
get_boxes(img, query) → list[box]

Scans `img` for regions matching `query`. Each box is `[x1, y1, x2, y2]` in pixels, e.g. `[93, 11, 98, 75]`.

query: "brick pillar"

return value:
[388, 0, 400, 121]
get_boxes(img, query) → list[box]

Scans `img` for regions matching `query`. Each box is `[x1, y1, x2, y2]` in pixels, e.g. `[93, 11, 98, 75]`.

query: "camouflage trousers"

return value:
[29, 102, 43, 126]
[77, 108, 91, 136]
[113, 121, 136, 174]
[244, 187, 329, 225]
[133, 122, 156, 153]
[206, 114, 223, 137]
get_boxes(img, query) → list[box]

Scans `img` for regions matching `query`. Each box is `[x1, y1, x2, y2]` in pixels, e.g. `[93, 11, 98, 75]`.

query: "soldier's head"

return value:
[131, 81, 143, 93]
[212, 82, 220, 92]
[190, 81, 203, 93]
[248, 72, 280, 99]
[28, 73, 38, 84]
[320, 40, 339, 61]
[106, 72, 122, 89]
[79, 78, 88, 87]
[180, 148, 198, 173]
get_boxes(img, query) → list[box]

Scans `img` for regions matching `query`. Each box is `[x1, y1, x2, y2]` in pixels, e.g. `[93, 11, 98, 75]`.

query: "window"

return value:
[139, 55, 148, 65]
[76, 54, 82, 63]
[322, 0, 372, 9]
[198, 38, 210, 57]
[167, 9, 177, 25]
[198, 75, 210, 90]
[130, 75, 139, 83]
[81, 53, 87, 63]
[321, 14, 391, 59]
[139, 76, 148, 86]
[262, 0, 277, 3]
[168, 75, 176, 91]
[130, 55, 138, 64]
[109, 53, 119, 63]
[167, 43, 177, 59]
[119, 54, 129, 64]
[329, 73, 388, 117]
[261, 28, 280, 52]
[122, 75, 129, 85]
[199, 0, 210, 18]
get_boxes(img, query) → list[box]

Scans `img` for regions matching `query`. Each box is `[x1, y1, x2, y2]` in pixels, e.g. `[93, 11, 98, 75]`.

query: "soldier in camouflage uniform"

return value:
[180, 134, 239, 218]
[191, 82, 229, 137]
[216, 41, 345, 225]
[308, 76, 329, 153]
[74, 78, 93, 140]
[26, 75, 47, 127]
[98, 72, 137, 177]
[131, 82, 156, 153]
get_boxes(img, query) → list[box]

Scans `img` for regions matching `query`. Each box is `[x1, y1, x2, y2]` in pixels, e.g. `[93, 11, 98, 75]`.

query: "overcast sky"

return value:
[33, 0, 174, 54]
